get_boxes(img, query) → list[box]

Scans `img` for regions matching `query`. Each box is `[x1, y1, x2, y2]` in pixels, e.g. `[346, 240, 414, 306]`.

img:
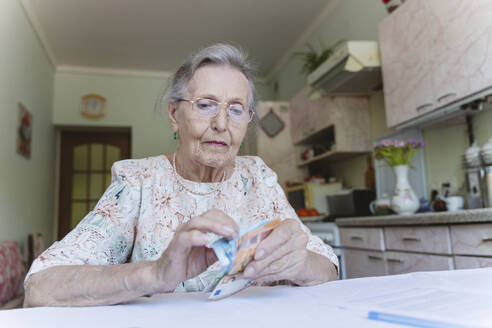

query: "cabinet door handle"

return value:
[386, 258, 403, 263]
[482, 237, 492, 242]
[437, 92, 457, 102]
[416, 103, 433, 112]
[402, 237, 421, 242]
[350, 236, 363, 241]
[368, 255, 383, 261]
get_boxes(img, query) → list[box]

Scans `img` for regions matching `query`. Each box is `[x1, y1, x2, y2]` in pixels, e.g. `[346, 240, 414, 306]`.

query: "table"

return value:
[2, 268, 492, 328]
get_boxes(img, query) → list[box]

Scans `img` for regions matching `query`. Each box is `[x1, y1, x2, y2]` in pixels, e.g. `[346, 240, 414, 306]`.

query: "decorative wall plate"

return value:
[81, 94, 106, 119]
[17, 102, 32, 159]
[260, 108, 285, 138]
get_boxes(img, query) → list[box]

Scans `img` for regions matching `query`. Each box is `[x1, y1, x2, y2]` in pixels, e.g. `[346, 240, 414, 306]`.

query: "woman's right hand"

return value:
[153, 209, 239, 293]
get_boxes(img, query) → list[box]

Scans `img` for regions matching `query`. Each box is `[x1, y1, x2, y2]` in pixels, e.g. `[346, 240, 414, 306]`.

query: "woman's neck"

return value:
[170, 151, 231, 183]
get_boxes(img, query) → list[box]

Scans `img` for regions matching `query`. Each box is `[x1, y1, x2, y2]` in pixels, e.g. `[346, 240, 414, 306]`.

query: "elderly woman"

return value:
[24, 44, 338, 307]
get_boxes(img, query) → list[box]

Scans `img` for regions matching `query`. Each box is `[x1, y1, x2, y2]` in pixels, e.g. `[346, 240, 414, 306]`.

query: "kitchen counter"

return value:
[335, 208, 492, 227]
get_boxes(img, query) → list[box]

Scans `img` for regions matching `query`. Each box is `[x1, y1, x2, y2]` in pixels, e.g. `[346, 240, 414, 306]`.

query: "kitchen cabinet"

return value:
[289, 87, 371, 166]
[344, 249, 386, 279]
[338, 215, 492, 279]
[378, 0, 492, 128]
[385, 252, 453, 275]
[339, 227, 384, 251]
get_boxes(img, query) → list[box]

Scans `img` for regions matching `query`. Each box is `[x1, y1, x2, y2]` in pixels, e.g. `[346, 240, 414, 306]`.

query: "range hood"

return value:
[307, 41, 382, 96]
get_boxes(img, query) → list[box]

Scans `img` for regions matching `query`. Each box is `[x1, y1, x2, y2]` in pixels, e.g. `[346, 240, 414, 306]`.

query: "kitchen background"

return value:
[2, 0, 492, 306]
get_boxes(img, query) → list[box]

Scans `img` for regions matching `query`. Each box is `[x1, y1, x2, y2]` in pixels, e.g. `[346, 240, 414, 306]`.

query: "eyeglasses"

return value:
[178, 98, 254, 125]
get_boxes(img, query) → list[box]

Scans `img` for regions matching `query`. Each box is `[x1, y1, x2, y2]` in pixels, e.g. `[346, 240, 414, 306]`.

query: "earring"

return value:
[173, 132, 178, 140]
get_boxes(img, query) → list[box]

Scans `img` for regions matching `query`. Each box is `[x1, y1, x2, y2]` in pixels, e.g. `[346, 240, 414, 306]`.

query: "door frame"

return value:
[53, 126, 131, 241]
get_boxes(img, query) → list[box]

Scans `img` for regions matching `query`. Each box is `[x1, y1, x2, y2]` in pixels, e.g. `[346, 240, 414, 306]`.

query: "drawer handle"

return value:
[416, 103, 433, 112]
[402, 237, 421, 242]
[482, 237, 492, 242]
[386, 258, 403, 264]
[350, 236, 363, 241]
[437, 92, 457, 102]
[368, 255, 383, 261]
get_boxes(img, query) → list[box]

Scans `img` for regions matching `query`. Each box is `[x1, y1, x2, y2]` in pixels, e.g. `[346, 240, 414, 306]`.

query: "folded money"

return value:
[208, 218, 281, 300]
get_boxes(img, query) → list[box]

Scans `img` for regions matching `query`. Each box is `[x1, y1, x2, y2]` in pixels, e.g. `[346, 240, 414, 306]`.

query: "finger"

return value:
[254, 219, 301, 261]
[246, 231, 308, 278]
[185, 209, 239, 239]
[170, 230, 208, 252]
[253, 255, 302, 283]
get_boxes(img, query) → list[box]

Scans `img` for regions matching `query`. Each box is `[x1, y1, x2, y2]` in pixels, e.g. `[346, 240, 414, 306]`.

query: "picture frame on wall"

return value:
[17, 102, 32, 159]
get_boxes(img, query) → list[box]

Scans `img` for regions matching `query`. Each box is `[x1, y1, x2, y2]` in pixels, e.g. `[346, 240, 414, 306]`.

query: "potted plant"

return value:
[374, 139, 425, 215]
[294, 40, 345, 77]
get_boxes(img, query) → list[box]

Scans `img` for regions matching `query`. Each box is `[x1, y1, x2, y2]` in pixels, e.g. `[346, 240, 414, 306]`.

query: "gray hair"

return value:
[164, 43, 258, 113]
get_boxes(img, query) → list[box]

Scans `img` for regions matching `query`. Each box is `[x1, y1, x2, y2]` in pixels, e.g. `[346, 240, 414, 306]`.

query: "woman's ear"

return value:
[168, 102, 179, 132]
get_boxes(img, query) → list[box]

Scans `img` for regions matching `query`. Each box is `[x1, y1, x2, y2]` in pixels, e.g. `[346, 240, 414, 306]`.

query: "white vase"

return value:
[391, 165, 419, 215]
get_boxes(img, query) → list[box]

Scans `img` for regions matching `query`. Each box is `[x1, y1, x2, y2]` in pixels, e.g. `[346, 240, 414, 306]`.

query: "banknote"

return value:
[208, 218, 281, 300]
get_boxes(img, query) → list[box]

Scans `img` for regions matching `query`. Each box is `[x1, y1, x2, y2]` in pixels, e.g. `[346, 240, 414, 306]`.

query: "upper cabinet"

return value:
[289, 88, 371, 166]
[379, 0, 492, 128]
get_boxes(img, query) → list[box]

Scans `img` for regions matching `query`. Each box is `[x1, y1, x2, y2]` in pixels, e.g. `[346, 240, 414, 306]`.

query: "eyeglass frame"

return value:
[176, 97, 255, 124]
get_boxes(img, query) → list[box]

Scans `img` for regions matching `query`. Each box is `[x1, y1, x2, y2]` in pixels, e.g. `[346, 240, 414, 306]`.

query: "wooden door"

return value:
[58, 130, 131, 240]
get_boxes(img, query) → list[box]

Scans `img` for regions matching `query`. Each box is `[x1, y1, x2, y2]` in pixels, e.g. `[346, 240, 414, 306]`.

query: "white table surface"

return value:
[2, 268, 492, 328]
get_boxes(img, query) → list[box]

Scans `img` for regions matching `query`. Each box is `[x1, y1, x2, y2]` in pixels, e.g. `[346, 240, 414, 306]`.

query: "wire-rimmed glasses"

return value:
[178, 98, 254, 125]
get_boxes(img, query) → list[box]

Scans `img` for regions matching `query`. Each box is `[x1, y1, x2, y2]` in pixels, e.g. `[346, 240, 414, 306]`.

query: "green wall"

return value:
[0, 1, 56, 245]
[53, 72, 174, 158]
[53, 72, 275, 159]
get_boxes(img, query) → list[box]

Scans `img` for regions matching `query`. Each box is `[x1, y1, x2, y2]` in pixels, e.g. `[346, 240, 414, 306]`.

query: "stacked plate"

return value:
[465, 143, 481, 167]
[481, 139, 492, 165]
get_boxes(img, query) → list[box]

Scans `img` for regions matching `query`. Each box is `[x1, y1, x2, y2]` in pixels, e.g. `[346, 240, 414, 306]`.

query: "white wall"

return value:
[0, 1, 56, 245]
[256, 102, 306, 187]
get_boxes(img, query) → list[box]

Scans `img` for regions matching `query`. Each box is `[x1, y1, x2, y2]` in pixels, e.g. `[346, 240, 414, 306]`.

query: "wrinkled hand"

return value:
[154, 209, 239, 292]
[243, 219, 310, 285]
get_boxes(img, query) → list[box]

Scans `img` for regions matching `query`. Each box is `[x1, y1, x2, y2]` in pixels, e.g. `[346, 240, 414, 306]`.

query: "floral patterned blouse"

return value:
[25, 155, 338, 292]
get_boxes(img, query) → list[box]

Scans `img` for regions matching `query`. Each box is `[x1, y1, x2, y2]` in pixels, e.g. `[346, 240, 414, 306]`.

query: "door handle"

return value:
[402, 237, 421, 242]
[481, 237, 492, 242]
[350, 236, 363, 241]
[437, 92, 457, 102]
[368, 255, 383, 261]
[386, 258, 403, 263]
[416, 103, 433, 112]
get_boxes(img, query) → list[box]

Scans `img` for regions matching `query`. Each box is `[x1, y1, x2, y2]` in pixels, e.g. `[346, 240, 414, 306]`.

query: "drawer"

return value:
[343, 249, 386, 279]
[454, 256, 492, 269]
[384, 226, 451, 254]
[385, 251, 454, 275]
[450, 224, 492, 256]
[339, 227, 384, 251]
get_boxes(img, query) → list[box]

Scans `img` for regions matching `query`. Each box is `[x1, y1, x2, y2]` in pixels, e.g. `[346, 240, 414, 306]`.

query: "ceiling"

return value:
[20, 0, 337, 79]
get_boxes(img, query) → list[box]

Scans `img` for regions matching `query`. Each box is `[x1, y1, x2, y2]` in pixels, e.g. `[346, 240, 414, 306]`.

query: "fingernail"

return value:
[255, 249, 265, 260]
[244, 266, 255, 278]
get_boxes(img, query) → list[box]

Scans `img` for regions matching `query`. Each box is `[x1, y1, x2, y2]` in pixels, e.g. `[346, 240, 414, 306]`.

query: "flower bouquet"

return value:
[374, 139, 424, 215]
[374, 139, 424, 167]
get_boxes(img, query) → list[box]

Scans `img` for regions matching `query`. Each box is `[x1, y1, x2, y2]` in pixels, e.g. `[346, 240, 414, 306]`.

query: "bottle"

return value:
[381, 0, 402, 13]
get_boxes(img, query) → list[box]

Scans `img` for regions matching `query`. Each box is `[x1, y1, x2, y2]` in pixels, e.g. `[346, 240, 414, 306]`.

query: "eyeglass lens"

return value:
[194, 98, 251, 123]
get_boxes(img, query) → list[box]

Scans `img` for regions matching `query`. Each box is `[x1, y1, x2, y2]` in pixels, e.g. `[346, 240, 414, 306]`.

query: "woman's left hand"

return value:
[242, 219, 330, 285]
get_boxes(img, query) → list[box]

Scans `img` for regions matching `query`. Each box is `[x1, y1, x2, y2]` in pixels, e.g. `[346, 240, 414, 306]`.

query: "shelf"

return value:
[297, 150, 370, 167]
[295, 125, 335, 146]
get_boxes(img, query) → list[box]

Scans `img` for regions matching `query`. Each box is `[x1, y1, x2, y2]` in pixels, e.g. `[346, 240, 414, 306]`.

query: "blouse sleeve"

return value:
[254, 157, 339, 271]
[24, 161, 142, 284]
